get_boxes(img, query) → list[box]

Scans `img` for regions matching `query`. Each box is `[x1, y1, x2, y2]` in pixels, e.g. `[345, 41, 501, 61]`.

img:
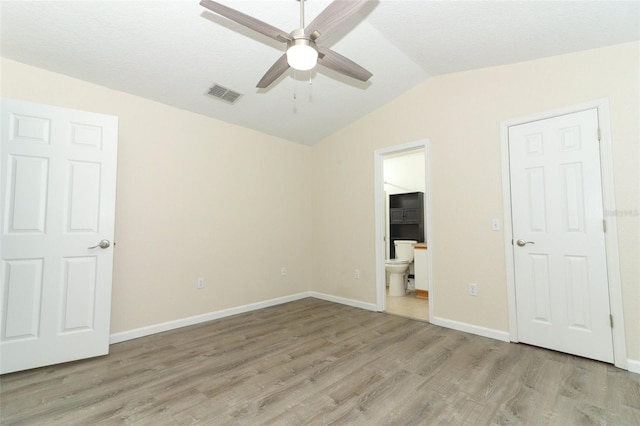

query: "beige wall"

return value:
[311, 42, 640, 360]
[2, 42, 638, 362]
[1, 58, 313, 333]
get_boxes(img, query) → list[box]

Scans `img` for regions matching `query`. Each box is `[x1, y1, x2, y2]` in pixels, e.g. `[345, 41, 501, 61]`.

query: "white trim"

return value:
[431, 317, 510, 343]
[425, 144, 434, 321]
[596, 102, 628, 370]
[500, 122, 519, 342]
[109, 292, 312, 344]
[309, 292, 378, 312]
[627, 359, 640, 375]
[373, 140, 433, 320]
[374, 149, 386, 312]
[109, 292, 377, 345]
[500, 99, 627, 370]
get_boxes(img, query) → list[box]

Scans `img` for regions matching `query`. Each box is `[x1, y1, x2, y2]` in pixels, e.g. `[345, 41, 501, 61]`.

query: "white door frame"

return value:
[374, 139, 433, 319]
[500, 99, 627, 369]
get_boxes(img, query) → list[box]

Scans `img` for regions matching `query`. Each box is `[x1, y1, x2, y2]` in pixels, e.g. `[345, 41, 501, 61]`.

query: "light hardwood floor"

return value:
[1, 298, 639, 425]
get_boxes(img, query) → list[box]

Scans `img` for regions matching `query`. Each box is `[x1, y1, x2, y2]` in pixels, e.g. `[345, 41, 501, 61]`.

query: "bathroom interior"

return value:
[383, 148, 428, 322]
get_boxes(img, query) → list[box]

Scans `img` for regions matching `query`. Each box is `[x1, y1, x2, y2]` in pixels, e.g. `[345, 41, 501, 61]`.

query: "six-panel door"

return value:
[508, 108, 613, 363]
[1, 98, 118, 374]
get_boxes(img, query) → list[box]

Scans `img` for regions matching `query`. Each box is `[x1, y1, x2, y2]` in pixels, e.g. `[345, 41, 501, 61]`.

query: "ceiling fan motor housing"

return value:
[287, 28, 318, 70]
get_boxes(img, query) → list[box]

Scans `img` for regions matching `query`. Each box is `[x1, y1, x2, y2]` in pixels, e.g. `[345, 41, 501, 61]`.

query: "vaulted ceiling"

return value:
[2, 1, 639, 144]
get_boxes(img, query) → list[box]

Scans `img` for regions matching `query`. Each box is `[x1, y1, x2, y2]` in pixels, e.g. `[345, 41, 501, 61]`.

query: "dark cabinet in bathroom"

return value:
[389, 192, 425, 259]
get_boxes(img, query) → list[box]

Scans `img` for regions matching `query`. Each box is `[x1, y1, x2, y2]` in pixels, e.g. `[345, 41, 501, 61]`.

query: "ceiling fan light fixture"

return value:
[199, 0, 372, 88]
[287, 38, 318, 71]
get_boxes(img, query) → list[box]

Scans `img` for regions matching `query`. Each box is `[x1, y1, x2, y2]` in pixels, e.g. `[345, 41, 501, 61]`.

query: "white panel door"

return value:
[508, 108, 613, 363]
[1, 98, 118, 374]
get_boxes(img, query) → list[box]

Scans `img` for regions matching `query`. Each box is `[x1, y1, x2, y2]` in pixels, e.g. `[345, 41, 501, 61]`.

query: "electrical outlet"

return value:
[197, 277, 205, 289]
[354, 269, 360, 279]
[281, 267, 287, 276]
[468, 282, 478, 296]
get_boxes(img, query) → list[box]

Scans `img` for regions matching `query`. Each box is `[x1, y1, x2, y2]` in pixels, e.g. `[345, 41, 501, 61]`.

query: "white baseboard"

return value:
[431, 316, 510, 343]
[109, 292, 379, 344]
[309, 291, 378, 312]
[627, 358, 640, 374]
[109, 292, 312, 344]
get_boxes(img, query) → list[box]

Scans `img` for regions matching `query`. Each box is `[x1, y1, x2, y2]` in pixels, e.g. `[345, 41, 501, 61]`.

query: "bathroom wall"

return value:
[1, 58, 314, 334]
[311, 42, 640, 362]
[383, 150, 425, 196]
[383, 150, 425, 258]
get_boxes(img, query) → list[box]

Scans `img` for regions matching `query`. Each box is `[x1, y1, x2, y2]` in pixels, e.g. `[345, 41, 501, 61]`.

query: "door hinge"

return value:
[603, 219, 607, 233]
[610, 314, 614, 328]
[597, 128, 601, 141]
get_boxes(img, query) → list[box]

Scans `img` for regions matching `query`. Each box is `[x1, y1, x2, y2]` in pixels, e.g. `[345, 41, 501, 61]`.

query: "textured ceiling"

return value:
[2, 0, 639, 145]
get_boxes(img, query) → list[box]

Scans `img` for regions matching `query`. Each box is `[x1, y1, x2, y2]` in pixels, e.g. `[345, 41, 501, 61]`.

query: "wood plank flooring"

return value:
[1, 298, 639, 425]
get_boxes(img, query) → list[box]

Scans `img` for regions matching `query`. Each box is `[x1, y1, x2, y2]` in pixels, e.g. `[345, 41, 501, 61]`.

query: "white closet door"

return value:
[508, 108, 613, 363]
[1, 98, 118, 374]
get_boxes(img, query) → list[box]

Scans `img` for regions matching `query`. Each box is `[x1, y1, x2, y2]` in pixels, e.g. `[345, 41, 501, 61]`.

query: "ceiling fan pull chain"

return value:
[293, 69, 297, 100]
[292, 69, 298, 114]
[308, 71, 313, 102]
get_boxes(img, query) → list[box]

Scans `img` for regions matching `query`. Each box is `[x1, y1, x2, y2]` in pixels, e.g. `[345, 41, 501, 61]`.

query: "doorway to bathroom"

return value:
[374, 140, 432, 322]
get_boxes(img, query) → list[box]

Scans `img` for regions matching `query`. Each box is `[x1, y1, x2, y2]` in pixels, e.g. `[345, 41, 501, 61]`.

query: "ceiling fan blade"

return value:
[200, 0, 291, 43]
[317, 47, 372, 82]
[304, 0, 369, 43]
[257, 54, 290, 89]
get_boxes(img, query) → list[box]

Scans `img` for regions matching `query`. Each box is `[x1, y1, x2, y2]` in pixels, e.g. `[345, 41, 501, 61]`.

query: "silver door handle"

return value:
[88, 239, 110, 249]
[516, 239, 535, 247]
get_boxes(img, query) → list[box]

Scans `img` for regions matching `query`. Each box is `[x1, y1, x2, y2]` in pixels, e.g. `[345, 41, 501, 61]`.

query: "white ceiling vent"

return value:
[206, 84, 242, 104]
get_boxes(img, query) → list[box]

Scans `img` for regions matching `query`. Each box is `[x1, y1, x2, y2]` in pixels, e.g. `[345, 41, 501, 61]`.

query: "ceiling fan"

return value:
[200, 0, 373, 89]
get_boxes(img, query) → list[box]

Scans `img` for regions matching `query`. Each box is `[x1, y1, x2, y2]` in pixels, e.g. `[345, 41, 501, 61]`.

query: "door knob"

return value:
[88, 239, 110, 249]
[516, 239, 535, 247]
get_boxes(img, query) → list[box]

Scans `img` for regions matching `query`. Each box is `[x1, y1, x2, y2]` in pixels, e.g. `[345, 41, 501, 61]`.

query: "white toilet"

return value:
[386, 240, 417, 297]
